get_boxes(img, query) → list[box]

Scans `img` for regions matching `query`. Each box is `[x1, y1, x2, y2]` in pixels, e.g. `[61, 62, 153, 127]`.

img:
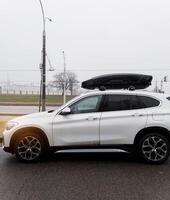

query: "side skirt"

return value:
[49, 144, 135, 153]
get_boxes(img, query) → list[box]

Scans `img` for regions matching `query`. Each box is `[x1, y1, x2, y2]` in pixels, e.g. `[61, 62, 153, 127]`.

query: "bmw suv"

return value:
[3, 90, 170, 164]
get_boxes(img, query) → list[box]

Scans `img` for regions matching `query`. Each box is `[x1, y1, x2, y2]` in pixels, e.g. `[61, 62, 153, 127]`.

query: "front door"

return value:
[53, 95, 103, 146]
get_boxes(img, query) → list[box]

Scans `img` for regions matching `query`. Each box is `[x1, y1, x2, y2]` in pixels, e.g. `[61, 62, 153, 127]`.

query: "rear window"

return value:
[102, 94, 160, 112]
[167, 97, 170, 101]
[137, 96, 160, 108]
[103, 95, 131, 111]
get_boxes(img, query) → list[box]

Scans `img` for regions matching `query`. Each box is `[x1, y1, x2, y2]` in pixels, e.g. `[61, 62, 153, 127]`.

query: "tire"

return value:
[14, 132, 46, 162]
[138, 132, 170, 164]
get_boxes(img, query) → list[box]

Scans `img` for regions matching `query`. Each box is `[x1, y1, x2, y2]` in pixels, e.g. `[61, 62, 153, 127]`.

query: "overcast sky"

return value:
[0, 0, 170, 90]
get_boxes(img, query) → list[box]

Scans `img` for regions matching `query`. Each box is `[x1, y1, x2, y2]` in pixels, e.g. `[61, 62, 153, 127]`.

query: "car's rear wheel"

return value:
[14, 132, 45, 162]
[139, 133, 170, 164]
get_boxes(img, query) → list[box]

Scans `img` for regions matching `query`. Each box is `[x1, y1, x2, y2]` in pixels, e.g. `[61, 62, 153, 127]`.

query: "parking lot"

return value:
[0, 148, 170, 200]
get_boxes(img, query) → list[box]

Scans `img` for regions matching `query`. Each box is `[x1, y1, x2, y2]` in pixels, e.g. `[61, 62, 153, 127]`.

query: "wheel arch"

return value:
[134, 126, 170, 146]
[10, 127, 50, 153]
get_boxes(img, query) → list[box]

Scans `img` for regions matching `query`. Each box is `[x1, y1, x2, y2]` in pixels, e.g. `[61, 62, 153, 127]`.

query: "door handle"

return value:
[85, 116, 98, 121]
[132, 113, 143, 117]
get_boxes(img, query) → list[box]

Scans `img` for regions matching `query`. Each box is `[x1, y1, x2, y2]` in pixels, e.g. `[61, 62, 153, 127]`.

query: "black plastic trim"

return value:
[3, 147, 12, 153]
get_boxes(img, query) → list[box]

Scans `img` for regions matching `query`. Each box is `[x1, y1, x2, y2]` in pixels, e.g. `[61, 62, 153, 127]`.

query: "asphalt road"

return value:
[0, 105, 58, 115]
[0, 149, 170, 200]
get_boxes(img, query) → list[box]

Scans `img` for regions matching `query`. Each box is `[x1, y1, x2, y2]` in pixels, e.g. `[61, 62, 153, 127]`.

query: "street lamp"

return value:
[62, 51, 66, 104]
[160, 76, 168, 93]
[38, 0, 46, 111]
[47, 55, 55, 72]
[39, 55, 55, 112]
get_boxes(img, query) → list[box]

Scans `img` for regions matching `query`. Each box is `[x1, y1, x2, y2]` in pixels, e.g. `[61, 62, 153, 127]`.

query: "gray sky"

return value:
[0, 0, 170, 90]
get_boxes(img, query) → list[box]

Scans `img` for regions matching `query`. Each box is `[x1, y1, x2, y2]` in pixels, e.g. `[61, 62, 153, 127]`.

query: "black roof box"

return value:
[81, 73, 153, 90]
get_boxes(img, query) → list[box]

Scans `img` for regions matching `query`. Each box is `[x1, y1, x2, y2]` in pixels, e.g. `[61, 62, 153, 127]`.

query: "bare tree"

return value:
[50, 71, 79, 95]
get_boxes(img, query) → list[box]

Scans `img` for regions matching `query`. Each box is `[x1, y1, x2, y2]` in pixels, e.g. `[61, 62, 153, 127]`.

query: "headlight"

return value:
[6, 121, 19, 131]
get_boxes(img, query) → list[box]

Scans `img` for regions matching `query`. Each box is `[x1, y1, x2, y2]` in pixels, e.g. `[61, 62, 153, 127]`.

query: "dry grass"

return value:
[0, 94, 75, 105]
[0, 121, 7, 136]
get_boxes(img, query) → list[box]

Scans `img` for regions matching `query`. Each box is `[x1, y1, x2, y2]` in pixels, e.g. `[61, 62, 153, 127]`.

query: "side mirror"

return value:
[60, 107, 71, 115]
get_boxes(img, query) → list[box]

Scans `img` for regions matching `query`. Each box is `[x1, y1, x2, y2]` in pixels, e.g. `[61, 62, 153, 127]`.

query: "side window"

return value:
[70, 95, 102, 114]
[137, 96, 160, 108]
[103, 95, 131, 111]
[130, 95, 141, 109]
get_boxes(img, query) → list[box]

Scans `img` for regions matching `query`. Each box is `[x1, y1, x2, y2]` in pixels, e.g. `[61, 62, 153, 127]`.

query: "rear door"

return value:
[100, 94, 147, 145]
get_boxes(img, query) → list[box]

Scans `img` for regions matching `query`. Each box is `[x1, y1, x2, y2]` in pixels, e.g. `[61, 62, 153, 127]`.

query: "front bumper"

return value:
[1, 135, 12, 153]
[2, 130, 13, 153]
[3, 146, 12, 153]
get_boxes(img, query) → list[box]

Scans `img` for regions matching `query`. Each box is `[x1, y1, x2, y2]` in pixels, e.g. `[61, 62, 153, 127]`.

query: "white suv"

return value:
[3, 90, 170, 164]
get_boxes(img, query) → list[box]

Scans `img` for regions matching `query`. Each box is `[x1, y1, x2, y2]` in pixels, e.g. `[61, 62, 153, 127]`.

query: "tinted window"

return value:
[131, 95, 140, 110]
[167, 97, 170, 101]
[103, 95, 131, 111]
[70, 95, 102, 114]
[137, 96, 160, 108]
[103, 94, 160, 112]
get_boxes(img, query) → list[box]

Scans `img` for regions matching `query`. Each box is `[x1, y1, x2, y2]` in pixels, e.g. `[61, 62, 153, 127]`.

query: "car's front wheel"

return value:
[139, 133, 170, 164]
[14, 132, 45, 162]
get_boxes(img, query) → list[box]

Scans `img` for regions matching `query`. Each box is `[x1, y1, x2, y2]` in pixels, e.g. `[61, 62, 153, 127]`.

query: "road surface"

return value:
[0, 148, 170, 200]
[0, 105, 58, 115]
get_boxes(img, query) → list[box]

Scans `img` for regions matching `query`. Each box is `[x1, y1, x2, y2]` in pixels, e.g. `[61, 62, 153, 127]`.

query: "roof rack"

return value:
[81, 73, 152, 91]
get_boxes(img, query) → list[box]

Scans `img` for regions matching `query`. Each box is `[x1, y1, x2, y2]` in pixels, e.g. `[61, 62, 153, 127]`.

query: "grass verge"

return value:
[0, 120, 7, 137]
[0, 94, 75, 105]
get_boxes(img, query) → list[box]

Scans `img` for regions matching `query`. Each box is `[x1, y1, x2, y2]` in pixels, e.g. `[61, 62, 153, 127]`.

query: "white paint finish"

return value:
[3, 112, 54, 147]
[146, 107, 170, 131]
[53, 112, 102, 146]
[3, 90, 170, 150]
[100, 109, 147, 144]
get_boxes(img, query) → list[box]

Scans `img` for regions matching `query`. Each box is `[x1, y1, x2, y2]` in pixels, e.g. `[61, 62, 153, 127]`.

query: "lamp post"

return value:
[160, 76, 168, 93]
[62, 51, 66, 104]
[38, 0, 46, 111]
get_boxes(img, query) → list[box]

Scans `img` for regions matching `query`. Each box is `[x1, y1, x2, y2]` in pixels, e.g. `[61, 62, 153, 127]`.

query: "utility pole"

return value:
[39, 0, 46, 111]
[39, 65, 42, 112]
[62, 51, 66, 104]
[155, 78, 158, 93]
[160, 76, 168, 93]
[42, 29, 46, 111]
[160, 79, 163, 93]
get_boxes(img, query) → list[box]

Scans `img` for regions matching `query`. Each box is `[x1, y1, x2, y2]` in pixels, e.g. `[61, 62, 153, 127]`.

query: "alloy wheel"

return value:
[17, 136, 41, 161]
[142, 136, 167, 162]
